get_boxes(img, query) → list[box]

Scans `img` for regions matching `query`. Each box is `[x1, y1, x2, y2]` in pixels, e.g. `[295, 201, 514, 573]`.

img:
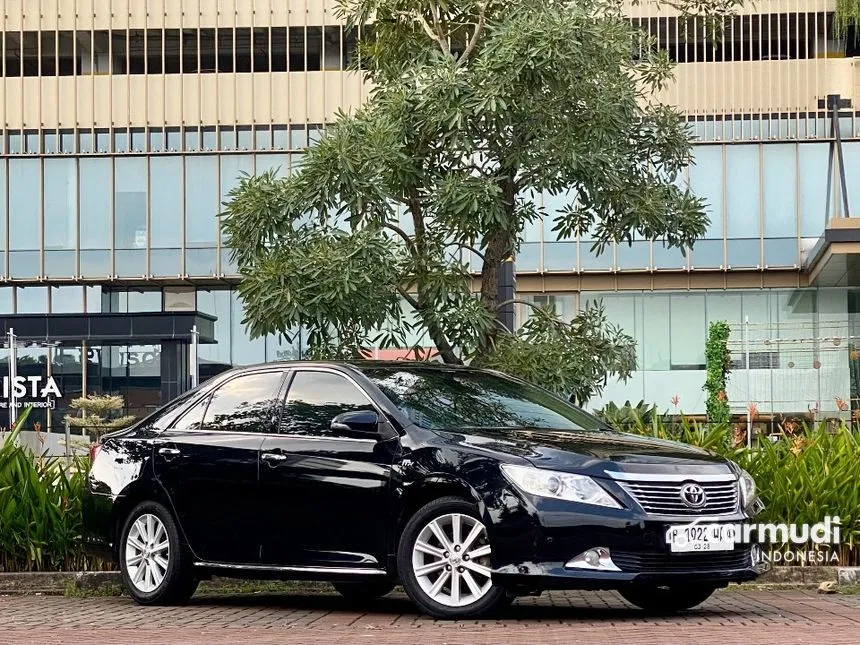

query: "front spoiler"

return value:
[493, 561, 765, 592]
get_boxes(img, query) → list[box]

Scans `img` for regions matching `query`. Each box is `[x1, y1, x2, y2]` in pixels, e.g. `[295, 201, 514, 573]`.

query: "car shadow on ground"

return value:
[186, 591, 746, 622]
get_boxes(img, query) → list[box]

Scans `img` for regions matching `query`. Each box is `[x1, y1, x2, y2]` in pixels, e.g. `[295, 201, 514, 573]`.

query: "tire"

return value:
[618, 584, 718, 613]
[332, 580, 396, 605]
[119, 500, 198, 606]
[397, 496, 508, 619]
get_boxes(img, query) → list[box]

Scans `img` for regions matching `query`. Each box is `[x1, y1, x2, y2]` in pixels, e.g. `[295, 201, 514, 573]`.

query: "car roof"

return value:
[227, 359, 479, 373]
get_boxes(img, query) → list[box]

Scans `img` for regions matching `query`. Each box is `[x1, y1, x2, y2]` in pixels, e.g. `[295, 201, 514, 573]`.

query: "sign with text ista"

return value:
[0, 376, 63, 409]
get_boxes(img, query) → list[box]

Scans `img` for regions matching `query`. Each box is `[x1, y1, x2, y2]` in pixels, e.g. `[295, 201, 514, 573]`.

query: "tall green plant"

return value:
[703, 320, 732, 423]
[0, 410, 101, 572]
[834, 0, 860, 40]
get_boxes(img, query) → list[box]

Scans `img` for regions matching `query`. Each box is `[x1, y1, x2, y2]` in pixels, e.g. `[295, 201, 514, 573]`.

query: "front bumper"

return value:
[486, 493, 764, 592]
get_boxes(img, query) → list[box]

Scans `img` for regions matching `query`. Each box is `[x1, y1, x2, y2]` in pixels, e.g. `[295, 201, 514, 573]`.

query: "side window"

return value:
[171, 394, 211, 431]
[202, 371, 285, 433]
[281, 371, 375, 436]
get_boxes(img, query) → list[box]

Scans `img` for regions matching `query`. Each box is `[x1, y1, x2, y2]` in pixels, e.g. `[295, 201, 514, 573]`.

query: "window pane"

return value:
[115, 157, 147, 252]
[204, 371, 284, 433]
[16, 287, 48, 314]
[689, 145, 723, 239]
[150, 156, 182, 248]
[726, 145, 760, 238]
[185, 156, 218, 246]
[643, 295, 671, 370]
[51, 286, 83, 313]
[670, 293, 706, 369]
[173, 394, 210, 430]
[220, 156, 254, 242]
[231, 291, 265, 365]
[281, 371, 374, 436]
[763, 144, 797, 238]
[44, 158, 77, 276]
[8, 159, 41, 276]
[235, 28, 252, 72]
[80, 158, 111, 249]
[799, 143, 829, 238]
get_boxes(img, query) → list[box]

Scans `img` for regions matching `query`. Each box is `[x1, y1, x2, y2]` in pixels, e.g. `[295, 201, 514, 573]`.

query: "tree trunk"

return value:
[407, 189, 463, 365]
[476, 176, 517, 356]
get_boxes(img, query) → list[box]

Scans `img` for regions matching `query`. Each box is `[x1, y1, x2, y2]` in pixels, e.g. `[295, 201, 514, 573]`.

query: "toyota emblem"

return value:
[680, 483, 707, 508]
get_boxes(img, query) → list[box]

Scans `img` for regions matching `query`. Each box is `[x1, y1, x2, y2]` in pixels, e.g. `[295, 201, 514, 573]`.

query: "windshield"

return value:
[361, 367, 607, 432]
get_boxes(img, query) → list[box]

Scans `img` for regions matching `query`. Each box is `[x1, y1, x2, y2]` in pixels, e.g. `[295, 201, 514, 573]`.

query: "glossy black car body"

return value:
[83, 361, 764, 617]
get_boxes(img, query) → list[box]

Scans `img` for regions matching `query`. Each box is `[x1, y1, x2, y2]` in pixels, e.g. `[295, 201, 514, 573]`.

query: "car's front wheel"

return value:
[397, 497, 509, 619]
[619, 583, 718, 612]
[119, 500, 198, 605]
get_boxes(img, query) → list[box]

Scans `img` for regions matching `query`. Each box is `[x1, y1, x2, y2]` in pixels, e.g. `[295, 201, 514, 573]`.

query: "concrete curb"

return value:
[0, 571, 121, 594]
[0, 567, 857, 595]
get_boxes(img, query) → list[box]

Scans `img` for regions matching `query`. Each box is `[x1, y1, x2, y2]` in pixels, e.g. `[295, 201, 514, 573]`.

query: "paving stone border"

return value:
[1, 567, 858, 595]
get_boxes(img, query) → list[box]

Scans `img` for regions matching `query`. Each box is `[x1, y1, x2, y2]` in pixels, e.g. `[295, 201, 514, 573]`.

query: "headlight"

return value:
[501, 464, 621, 509]
[738, 468, 757, 508]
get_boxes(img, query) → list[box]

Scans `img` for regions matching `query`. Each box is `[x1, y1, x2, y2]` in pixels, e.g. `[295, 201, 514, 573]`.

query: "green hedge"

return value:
[2, 413, 859, 570]
[0, 422, 103, 572]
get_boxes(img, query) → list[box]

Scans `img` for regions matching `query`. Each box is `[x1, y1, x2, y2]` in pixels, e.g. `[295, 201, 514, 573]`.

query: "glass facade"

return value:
[514, 140, 857, 274]
[0, 137, 846, 280]
[580, 288, 860, 419]
[0, 150, 304, 278]
[1, 1, 859, 427]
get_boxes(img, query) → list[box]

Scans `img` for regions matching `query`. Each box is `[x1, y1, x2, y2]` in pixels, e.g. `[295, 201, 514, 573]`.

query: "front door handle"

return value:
[157, 447, 181, 459]
[261, 452, 288, 464]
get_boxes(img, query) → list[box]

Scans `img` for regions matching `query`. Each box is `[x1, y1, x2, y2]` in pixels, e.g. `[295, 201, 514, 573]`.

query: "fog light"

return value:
[565, 547, 621, 572]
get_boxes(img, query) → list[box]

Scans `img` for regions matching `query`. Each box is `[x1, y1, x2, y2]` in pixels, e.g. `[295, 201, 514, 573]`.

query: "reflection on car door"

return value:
[258, 369, 399, 568]
[153, 369, 285, 564]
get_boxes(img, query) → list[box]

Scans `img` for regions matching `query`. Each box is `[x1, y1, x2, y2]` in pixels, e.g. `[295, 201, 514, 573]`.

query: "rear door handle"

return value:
[157, 447, 181, 459]
[261, 452, 288, 464]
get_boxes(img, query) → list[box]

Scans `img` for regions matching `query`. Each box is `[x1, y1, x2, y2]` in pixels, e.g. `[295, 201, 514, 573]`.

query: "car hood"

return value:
[432, 427, 733, 477]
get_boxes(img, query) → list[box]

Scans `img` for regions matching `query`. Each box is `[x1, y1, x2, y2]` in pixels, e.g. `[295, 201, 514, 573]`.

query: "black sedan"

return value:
[83, 361, 765, 619]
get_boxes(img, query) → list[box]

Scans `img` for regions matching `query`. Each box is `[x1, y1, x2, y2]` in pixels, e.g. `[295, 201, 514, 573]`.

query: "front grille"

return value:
[619, 479, 739, 516]
[612, 547, 752, 573]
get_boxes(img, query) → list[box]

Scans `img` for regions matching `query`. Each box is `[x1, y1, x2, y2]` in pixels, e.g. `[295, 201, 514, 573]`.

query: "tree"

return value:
[65, 394, 136, 439]
[222, 0, 743, 402]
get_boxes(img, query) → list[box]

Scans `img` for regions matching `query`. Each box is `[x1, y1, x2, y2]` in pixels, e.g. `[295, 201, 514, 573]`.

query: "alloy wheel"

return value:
[411, 512, 493, 608]
[125, 513, 170, 593]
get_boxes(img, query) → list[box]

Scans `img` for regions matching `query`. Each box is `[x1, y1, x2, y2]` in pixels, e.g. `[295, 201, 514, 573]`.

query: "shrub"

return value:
[0, 416, 104, 572]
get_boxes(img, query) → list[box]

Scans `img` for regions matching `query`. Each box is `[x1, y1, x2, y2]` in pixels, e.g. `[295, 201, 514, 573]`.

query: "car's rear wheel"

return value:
[119, 500, 198, 605]
[619, 583, 718, 612]
[332, 580, 396, 605]
[397, 497, 508, 619]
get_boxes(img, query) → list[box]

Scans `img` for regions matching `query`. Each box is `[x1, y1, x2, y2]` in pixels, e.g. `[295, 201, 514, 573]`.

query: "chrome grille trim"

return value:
[616, 479, 740, 516]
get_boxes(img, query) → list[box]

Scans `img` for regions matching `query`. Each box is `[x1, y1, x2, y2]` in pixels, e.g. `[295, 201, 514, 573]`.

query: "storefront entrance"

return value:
[0, 311, 218, 432]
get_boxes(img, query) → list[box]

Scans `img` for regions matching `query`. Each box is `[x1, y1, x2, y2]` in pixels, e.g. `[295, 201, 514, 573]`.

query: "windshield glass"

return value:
[361, 367, 607, 431]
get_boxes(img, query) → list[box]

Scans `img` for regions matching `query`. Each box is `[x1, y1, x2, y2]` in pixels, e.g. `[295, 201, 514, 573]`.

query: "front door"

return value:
[258, 368, 399, 568]
[153, 369, 286, 564]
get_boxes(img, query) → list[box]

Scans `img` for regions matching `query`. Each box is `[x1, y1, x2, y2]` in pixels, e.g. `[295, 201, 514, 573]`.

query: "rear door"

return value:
[153, 369, 286, 564]
[258, 368, 400, 567]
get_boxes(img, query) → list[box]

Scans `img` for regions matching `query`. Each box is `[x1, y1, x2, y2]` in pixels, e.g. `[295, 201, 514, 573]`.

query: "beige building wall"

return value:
[2, 0, 856, 131]
[1, 0, 364, 131]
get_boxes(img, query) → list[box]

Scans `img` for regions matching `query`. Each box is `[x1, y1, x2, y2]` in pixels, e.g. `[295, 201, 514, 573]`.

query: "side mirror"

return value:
[330, 410, 381, 437]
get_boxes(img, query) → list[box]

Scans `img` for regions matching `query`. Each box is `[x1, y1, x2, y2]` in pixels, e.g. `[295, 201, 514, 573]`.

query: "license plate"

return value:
[665, 522, 737, 553]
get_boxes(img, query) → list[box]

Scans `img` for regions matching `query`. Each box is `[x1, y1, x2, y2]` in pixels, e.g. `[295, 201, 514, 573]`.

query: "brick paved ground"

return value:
[1, 588, 859, 645]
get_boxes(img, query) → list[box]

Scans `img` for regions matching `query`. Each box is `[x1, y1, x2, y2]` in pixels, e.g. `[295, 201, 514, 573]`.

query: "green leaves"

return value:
[476, 300, 636, 405]
[703, 321, 732, 423]
[0, 412, 97, 572]
[223, 0, 743, 397]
